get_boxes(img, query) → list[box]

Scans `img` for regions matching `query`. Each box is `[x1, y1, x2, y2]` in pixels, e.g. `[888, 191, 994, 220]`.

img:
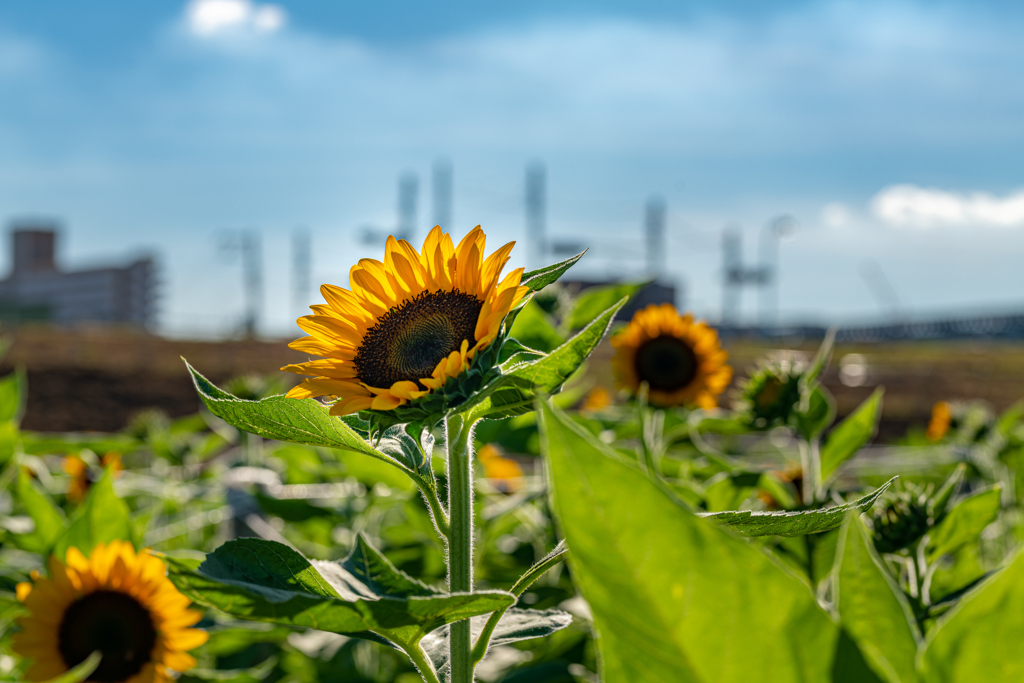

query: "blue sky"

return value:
[1, 0, 1023, 336]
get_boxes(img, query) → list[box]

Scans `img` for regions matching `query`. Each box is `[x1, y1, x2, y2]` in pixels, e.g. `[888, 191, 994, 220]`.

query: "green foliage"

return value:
[927, 487, 1002, 560]
[509, 301, 564, 353]
[702, 478, 894, 537]
[465, 297, 626, 420]
[919, 548, 1024, 681]
[52, 470, 133, 560]
[539, 398, 838, 683]
[186, 362, 432, 486]
[821, 388, 884, 482]
[519, 251, 586, 292]
[566, 282, 646, 330]
[833, 515, 920, 683]
[13, 471, 65, 552]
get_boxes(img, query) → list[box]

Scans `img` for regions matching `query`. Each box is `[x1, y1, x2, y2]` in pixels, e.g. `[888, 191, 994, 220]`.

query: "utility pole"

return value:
[525, 161, 546, 270]
[292, 227, 311, 320]
[432, 158, 453, 230]
[241, 230, 262, 338]
[397, 173, 418, 241]
[645, 195, 666, 280]
[722, 227, 743, 326]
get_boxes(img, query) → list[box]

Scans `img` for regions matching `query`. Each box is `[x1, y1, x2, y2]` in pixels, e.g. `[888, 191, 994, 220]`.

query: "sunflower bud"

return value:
[736, 362, 803, 429]
[869, 484, 932, 554]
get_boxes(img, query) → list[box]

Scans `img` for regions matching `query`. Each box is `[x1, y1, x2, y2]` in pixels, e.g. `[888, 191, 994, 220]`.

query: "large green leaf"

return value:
[14, 471, 66, 552]
[821, 388, 884, 482]
[919, 548, 1024, 681]
[520, 251, 586, 292]
[166, 535, 514, 654]
[467, 298, 625, 420]
[701, 478, 895, 537]
[927, 486, 1001, 561]
[52, 471, 132, 560]
[422, 608, 573, 674]
[185, 362, 428, 484]
[567, 281, 646, 330]
[833, 515, 920, 683]
[538, 398, 838, 683]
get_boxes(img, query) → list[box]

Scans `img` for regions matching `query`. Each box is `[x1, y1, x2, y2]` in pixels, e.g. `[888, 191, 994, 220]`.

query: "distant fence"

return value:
[720, 312, 1024, 343]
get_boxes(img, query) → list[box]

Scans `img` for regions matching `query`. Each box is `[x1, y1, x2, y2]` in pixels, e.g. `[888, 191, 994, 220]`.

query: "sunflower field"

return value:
[1, 228, 1023, 683]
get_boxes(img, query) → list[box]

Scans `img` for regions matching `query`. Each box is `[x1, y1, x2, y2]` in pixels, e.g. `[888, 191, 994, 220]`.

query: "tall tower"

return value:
[397, 173, 418, 241]
[292, 227, 311, 320]
[721, 227, 743, 326]
[645, 195, 666, 280]
[241, 230, 262, 338]
[432, 158, 453, 230]
[525, 161, 546, 270]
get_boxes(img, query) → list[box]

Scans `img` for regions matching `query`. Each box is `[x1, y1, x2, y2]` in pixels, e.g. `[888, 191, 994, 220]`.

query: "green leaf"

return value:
[567, 282, 646, 330]
[929, 464, 966, 520]
[520, 251, 586, 292]
[509, 300, 565, 353]
[821, 388, 884, 482]
[14, 471, 66, 552]
[927, 486, 1001, 560]
[423, 609, 573, 674]
[803, 328, 835, 386]
[793, 384, 836, 441]
[701, 478, 895, 537]
[185, 361, 428, 485]
[467, 298, 626, 420]
[44, 651, 102, 683]
[0, 368, 26, 424]
[919, 548, 1024, 681]
[834, 515, 921, 683]
[165, 535, 514, 653]
[52, 471, 132, 560]
[538, 398, 838, 683]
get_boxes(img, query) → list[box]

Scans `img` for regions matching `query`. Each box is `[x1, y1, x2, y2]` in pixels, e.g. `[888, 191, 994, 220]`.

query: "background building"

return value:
[0, 222, 157, 328]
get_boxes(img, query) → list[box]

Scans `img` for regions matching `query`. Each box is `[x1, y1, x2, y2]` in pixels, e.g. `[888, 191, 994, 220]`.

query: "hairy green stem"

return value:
[407, 641, 442, 683]
[419, 483, 451, 541]
[446, 413, 477, 683]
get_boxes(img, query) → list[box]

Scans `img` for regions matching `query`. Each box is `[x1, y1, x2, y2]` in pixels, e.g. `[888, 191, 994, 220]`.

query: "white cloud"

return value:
[185, 0, 287, 37]
[872, 184, 1024, 228]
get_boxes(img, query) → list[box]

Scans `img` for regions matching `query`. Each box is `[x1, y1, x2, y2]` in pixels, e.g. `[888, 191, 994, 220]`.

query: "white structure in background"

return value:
[0, 223, 156, 328]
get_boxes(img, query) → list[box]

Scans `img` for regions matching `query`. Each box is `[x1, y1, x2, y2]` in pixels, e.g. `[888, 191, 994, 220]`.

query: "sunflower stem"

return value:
[446, 413, 478, 683]
[408, 641, 443, 683]
[420, 482, 451, 540]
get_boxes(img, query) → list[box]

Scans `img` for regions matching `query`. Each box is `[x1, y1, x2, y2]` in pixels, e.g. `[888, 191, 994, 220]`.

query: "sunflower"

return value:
[65, 453, 124, 504]
[611, 304, 732, 409]
[580, 386, 612, 413]
[12, 540, 207, 683]
[284, 226, 528, 416]
[477, 444, 524, 494]
[927, 401, 952, 442]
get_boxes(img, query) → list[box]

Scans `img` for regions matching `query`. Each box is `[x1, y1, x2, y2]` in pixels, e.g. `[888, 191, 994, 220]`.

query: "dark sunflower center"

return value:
[58, 590, 157, 683]
[634, 335, 698, 392]
[354, 289, 483, 389]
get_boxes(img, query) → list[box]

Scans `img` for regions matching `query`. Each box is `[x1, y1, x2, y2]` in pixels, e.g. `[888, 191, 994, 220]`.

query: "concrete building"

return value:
[0, 223, 157, 328]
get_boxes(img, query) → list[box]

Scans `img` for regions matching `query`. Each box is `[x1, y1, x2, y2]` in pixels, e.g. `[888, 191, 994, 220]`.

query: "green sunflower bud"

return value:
[736, 362, 804, 429]
[869, 483, 932, 554]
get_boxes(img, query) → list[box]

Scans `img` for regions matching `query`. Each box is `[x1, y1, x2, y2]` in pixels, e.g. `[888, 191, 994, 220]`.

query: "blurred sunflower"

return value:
[611, 304, 732, 409]
[927, 401, 952, 442]
[12, 540, 207, 683]
[65, 453, 124, 504]
[580, 386, 612, 412]
[477, 444, 524, 493]
[284, 226, 528, 416]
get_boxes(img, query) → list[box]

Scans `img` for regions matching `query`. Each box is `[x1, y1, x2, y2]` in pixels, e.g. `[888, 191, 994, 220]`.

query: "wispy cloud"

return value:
[184, 0, 287, 38]
[872, 185, 1024, 228]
